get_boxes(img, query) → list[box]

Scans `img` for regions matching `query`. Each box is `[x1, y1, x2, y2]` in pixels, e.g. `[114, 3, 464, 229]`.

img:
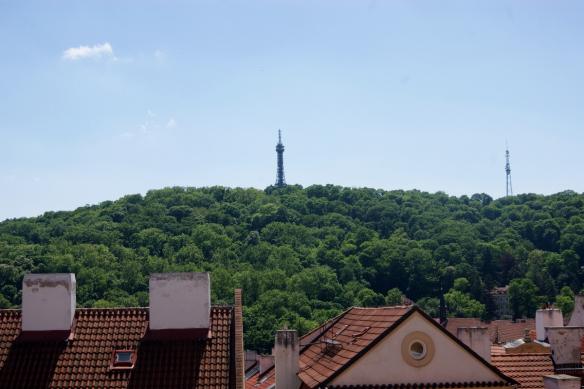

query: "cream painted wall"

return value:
[331, 311, 504, 385]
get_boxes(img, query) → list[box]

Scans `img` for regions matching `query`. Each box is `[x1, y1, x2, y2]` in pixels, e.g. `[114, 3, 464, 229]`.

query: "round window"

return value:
[401, 331, 435, 367]
[409, 341, 426, 360]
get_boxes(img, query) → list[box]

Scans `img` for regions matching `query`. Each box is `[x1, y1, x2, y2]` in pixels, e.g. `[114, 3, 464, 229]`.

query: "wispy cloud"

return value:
[166, 118, 177, 129]
[118, 111, 177, 140]
[62, 42, 114, 61]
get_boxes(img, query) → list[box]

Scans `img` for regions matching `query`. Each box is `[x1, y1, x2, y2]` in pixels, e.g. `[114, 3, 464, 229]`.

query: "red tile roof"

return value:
[247, 306, 516, 389]
[327, 383, 512, 389]
[490, 353, 554, 389]
[441, 318, 536, 344]
[298, 306, 411, 388]
[0, 306, 238, 389]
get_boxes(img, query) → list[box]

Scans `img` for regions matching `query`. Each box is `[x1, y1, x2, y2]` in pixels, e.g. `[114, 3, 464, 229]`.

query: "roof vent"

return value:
[22, 273, 76, 333]
[149, 272, 210, 334]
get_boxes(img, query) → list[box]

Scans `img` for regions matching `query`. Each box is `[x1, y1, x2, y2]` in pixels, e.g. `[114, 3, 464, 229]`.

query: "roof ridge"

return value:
[350, 305, 411, 310]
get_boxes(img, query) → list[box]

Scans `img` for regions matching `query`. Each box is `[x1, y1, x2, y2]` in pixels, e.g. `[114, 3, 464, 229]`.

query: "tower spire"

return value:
[505, 142, 513, 197]
[275, 130, 286, 187]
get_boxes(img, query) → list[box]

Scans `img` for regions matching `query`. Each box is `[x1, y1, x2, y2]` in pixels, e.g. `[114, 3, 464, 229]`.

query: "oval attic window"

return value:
[401, 331, 435, 367]
[409, 341, 426, 360]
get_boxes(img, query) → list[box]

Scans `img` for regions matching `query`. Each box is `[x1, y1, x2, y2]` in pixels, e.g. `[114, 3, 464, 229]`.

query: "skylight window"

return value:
[110, 349, 136, 370]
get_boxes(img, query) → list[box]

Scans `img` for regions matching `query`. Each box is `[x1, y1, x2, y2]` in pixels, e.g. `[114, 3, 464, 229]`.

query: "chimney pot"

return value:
[536, 308, 564, 341]
[568, 296, 584, 327]
[149, 272, 210, 331]
[22, 273, 76, 332]
[456, 327, 491, 363]
[275, 330, 300, 389]
[547, 327, 584, 366]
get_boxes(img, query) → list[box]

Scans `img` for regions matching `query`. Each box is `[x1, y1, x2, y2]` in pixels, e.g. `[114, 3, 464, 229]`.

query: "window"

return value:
[401, 331, 434, 367]
[409, 341, 426, 360]
[110, 350, 136, 370]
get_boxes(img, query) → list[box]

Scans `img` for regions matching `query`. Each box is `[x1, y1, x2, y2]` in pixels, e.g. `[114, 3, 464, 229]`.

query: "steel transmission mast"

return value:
[275, 130, 286, 187]
[505, 145, 513, 197]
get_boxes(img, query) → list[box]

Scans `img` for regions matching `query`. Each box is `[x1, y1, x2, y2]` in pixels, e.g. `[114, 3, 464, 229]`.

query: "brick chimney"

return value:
[457, 327, 491, 363]
[544, 375, 581, 389]
[275, 330, 300, 389]
[568, 296, 584, 326]
[22, 273, 76, 333]
[536, 308, 563, 341]
[149, 272, 210, 334]
[547, 327, 584, 366]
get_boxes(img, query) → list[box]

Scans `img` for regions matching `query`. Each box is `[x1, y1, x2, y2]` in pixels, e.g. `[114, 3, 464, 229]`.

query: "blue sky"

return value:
[1, 1, 584, 221]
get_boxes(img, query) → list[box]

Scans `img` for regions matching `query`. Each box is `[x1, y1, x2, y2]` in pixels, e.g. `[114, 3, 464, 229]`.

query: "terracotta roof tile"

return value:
[490, 353, 554, 389]
[248, 307, 517, 389]
[327, 383, 512, 389]
[0, 307, 236, 389]
[441, 318, 536, 344]
[297, 306, 411, 388]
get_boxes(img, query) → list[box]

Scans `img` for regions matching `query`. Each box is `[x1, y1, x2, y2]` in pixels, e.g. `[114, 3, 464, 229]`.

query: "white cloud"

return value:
[166, 118, 177, 129]
[62, 42, 114, 61]
[118, 112, 178, 141]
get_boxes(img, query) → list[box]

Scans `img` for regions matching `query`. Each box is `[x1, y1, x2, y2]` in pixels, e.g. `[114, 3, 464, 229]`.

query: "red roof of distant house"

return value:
[441, 318, 536, 344]
[491, 353, 554, 389]
[0, 306, 239, 389]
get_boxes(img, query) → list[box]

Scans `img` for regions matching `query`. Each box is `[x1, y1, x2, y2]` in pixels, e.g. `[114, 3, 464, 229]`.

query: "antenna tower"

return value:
[505, 144, 513, 196]
[275, 130, 286, 187]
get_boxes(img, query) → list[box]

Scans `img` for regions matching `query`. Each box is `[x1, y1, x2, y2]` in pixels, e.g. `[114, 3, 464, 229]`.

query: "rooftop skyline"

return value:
[2, 1, 584, 221]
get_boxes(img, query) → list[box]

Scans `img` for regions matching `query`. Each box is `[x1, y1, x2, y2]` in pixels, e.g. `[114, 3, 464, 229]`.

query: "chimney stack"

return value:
[568, 296, 584, 327]
[149, 272, 210, 333]
[275, 330, 300, 389]
[536, 308, 563, 341]
[544, 375, 581, 389]
[547, 327, 584, 366]
[457, 327, 491, 363]
[22, 273, 76, 333]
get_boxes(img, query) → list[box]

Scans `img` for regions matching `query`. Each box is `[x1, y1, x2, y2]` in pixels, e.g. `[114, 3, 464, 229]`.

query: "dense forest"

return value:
[1, 185, 583, 351]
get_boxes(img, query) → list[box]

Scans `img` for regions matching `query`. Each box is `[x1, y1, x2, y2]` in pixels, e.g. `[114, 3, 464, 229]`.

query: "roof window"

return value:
[110, 349, 136, 370]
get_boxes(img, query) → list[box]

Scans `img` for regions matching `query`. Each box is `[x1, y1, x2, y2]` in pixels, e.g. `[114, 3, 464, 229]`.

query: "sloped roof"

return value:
[491, 351, 584, 389]
[0, 306, 237, 389]
[491, 353, 554, 389]
[441, 318, 536, 345]
[248, 306, 516, 389]
[298, 306, 411, 388]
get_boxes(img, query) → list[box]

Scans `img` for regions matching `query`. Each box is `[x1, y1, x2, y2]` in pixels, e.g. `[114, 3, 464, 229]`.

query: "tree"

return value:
[386, 288, 403, 305]
[444, 290, 486, 318]
[509, 278, 539, 318]
[555, 286, 575, 315]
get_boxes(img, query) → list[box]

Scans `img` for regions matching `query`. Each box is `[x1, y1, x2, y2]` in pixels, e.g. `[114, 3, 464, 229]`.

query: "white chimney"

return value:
[547, 327, 584, 365]
[457, 327, 491, 363]
[544, 375, 581, 389]
[149, 272, 210, 330]
[568, 296, 584, 326]
[536, 308, 564, 341]
[275, 330, 300, 389]
[22, 273, 76, 332]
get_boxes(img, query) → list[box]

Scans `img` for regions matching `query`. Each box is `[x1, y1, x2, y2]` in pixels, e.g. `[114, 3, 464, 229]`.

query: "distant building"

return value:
[491, 286, 513, 319]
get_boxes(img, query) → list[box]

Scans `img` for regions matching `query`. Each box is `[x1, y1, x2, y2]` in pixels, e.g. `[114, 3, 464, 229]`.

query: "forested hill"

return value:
[1, 185, 583, 351]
